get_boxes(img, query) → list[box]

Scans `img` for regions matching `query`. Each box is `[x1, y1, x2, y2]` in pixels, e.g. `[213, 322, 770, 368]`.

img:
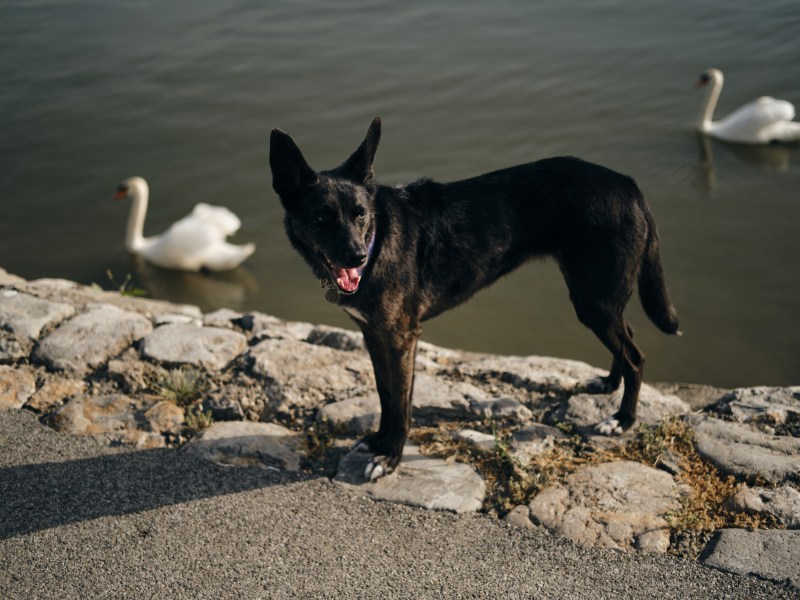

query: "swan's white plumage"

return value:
[118, 176, 255, 272]
[696, 68, 800, 144]
[191, 202, 243, 237]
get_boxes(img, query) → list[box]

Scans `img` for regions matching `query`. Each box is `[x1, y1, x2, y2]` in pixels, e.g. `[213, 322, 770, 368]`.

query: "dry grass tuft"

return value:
[411, 423, 594, 514]
[155, 367, 207, 407]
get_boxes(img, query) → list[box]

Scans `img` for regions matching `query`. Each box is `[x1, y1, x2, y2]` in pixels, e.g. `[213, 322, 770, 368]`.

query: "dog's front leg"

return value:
[356, 323, 420, 481]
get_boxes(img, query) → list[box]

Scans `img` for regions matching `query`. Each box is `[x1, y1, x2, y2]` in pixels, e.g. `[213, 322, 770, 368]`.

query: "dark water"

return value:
[2, 0, 799, 387]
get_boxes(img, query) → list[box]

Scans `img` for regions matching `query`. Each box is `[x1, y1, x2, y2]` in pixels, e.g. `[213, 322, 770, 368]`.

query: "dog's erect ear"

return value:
[339, 116, 381, 184]
[270, 128, 316, 199]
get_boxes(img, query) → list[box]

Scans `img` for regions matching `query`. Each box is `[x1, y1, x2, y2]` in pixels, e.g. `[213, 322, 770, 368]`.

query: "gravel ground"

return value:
[1, 410, 796, 600]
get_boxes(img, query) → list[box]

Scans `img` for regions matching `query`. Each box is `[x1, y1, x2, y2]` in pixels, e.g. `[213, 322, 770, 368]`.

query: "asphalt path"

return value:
[1, 410, 795, 599]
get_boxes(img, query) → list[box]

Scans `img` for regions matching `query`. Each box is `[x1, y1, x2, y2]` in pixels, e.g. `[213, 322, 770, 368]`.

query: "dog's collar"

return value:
[322, 227, 377, 303]
[358, 228, 377, 276]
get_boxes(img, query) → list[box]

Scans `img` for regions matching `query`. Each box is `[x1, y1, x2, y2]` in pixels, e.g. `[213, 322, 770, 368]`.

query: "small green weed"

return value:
[92, 269, 148, 297]
[305, 416, 334, 458]
[156, 368, 207, 407]
[185, 404, 213, 433]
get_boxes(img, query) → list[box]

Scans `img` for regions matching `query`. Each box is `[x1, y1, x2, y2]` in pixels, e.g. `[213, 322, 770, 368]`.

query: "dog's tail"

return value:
[638, 211, 681, 336]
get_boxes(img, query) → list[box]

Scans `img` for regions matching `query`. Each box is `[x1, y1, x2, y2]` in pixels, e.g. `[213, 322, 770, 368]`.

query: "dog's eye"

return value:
[314, 208, 333, 225]
[355, 207, 367, 220]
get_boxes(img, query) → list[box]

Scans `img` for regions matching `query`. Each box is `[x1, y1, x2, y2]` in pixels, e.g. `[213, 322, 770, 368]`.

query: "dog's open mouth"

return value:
[321, 255, 362, 295]
[332, 263, 361, 294]
[319, 231, 375, 296]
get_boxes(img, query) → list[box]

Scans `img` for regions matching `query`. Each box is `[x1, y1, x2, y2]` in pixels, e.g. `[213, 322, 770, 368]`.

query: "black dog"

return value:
[269, 117, 679, 480]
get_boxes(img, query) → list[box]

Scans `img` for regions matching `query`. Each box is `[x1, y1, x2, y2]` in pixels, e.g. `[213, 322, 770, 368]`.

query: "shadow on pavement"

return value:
[0, 443, 294, 540]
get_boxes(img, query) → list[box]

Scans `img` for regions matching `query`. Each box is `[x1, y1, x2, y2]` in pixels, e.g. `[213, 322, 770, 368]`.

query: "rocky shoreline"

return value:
[1, 267, 798, 591]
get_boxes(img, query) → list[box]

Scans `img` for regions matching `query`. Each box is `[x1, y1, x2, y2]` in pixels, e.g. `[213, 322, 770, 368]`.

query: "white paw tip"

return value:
[595, 417, 623, 436]
[364, 459, 385, 481]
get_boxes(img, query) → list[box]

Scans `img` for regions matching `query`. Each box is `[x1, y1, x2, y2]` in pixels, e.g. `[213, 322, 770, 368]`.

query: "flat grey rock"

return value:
[700, 529, 800, 591]
[726, 485, 800, 529]
[527, 460, 683, 552]
[559, 384, 690, 432]
[414, 374, 532, 424]
[140, 323, 247, 371]
[455, 428, 497, 451]
[470, 395, 533, 422]
[155, 313, 203, 327]
[239, 311, 315, 341]
[414, 340, 468, 372]
[712, 386, 800, 426]
[24, 277, 202, 321]
[510, 423, 568, 464]
[317, 393, 380, 435]
[687, 414, 800, 484]
[0, 289, 76, 341]
[334, 442, 485, 514]
[457, 355, 603, 393]
[185, 421, 301, 472]
[202, 307, 244, 329]
[33, 304, 153, 374]
[306, 324, 364, 351]
[249, 338, 374, 410]
[412, 373, 476, 419]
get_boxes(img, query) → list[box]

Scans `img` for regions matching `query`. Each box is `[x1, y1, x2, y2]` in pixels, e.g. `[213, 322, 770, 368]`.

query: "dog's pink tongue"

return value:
[335, 267, 361, 293]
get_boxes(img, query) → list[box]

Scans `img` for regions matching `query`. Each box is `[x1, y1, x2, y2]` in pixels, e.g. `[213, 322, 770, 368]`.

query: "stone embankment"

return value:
[1, 267, 798, 591]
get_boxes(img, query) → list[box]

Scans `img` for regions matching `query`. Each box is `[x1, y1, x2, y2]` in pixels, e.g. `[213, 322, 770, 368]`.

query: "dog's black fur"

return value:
[269, 117, 679, 480]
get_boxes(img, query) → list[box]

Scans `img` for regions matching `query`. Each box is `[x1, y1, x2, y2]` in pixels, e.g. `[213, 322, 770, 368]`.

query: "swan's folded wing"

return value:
[715, 97, 796, 142]
[191, 203, 242, 236]
[140, 217, 221, 271]
[198, 242, 256, 271]
[752, 96, 795, 123]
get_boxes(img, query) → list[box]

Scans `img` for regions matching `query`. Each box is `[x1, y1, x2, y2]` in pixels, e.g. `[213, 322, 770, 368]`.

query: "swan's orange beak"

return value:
[114, 186, 128, 201]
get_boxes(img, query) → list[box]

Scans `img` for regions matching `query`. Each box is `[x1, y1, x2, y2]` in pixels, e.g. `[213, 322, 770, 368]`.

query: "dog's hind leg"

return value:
[585, 322, 635, 394]
[594, 317, 644, 435]
[573, 304, 644, 435]
[356, 324, 420, 480]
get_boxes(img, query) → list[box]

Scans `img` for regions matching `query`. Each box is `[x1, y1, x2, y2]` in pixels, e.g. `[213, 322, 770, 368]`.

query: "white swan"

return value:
[695, 68, 800, 144]
[115, 176, 255, 271]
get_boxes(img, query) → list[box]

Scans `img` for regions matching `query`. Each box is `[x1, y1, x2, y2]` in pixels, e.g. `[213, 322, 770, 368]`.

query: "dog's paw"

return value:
[363, 455, 396, 481]
[584, 375, 621, 395]
[594, 412, 634, 436]
[353, 435, 401, 481]
[594, 415, 625, 436]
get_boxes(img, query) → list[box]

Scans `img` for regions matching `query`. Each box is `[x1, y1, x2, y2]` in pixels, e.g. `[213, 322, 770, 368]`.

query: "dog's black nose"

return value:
[346, 250, 367, 266]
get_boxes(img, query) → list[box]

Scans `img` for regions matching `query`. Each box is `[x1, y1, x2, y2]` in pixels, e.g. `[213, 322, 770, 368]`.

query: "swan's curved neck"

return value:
[125, 183, 148, 252]
[699, 72, 723, 132]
